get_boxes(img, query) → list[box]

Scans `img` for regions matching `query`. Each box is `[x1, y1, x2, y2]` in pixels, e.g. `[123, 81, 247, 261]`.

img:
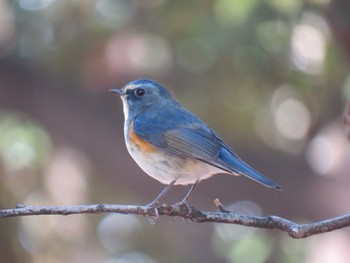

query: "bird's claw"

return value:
[173, 200, 193, 224]
[173, 199, 192, 212]
[144, 201, 160, 225]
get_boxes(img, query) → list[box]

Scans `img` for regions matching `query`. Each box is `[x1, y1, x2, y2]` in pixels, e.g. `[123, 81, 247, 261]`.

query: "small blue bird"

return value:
[110, 79, 280, 209]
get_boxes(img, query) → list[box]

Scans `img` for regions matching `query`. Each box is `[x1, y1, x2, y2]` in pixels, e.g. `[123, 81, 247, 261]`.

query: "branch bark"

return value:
[1, 200, 349, 239]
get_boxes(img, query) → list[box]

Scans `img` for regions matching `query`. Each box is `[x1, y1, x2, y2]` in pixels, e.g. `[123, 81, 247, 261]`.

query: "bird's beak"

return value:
[109, 88, 124, 96]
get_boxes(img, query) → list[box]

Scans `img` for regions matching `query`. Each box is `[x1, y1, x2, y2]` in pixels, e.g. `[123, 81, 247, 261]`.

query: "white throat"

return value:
[120, 96, 130, 137]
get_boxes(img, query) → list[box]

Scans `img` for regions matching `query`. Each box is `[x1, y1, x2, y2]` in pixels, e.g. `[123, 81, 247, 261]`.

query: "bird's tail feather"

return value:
[219, 149, 281, 190]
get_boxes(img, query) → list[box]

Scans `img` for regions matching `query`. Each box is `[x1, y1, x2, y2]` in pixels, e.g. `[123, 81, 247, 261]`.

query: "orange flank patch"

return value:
[129, 122, 156, 153]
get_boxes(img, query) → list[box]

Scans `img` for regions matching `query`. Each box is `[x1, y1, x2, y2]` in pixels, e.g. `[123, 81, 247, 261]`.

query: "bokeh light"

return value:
[0, 0, 15, 56]
[214, 200, 261, 242]
[215, 0, 258, 24]
[18, 0, 56, 11]
[105, 252, 157, 263]
[44, 147, 90, 205]
[256, 85, 311, 154]
[306, 232, 350, 263]
[212, 201, 274, 263]
[274, 98, 310, 140]
[104, 33, 172, 76]
[19, 20, 54, 58]
[95, 0, 137, 27]
[306, 123, 349, 176]
[98, 214, 141, 254]
[290, 13, 330, 75]
[267, 0, 302, 15]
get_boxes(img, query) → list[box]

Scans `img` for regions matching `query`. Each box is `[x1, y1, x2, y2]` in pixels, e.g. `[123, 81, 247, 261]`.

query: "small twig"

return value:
[213, 198, 231, 213]
[1, 201, 350, 239]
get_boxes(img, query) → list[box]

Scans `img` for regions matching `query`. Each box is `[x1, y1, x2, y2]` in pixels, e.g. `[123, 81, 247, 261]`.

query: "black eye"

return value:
[135, 88, 145, 97]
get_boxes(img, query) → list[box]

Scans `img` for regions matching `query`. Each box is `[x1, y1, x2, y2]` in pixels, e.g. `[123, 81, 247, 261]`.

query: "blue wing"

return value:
[133, 104, 280, 190]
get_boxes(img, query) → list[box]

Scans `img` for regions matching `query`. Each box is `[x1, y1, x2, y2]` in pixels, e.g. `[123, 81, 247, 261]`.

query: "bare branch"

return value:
[1, 200, 350, 239]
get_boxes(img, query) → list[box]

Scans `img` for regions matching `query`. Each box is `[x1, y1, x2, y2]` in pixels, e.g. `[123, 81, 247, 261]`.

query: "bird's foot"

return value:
[173, 199, 194, 224]
[173, 181, 198, 212]
[143, 180, 176, 224]
[173, 199, 192, 212]
[144, 201, 160, 225]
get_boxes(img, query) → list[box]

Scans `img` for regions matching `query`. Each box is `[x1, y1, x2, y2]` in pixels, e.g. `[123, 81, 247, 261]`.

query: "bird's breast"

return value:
[127, 121, 156, 153]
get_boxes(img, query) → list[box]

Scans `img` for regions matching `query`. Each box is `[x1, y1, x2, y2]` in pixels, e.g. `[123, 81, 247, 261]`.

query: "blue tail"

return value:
[219, 148, 281, 190]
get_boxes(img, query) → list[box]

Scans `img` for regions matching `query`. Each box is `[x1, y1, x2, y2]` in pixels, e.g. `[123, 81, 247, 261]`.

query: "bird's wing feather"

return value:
[164, 127, 245, 173]
[163, 128, 223, 161]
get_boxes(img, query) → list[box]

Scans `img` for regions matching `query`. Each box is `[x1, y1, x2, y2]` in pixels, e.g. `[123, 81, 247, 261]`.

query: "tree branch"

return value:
[1, 200, 350, 239]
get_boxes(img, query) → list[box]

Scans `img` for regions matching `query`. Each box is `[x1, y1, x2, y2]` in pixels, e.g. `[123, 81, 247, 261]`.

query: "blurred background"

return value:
[0, 0, 349, 262]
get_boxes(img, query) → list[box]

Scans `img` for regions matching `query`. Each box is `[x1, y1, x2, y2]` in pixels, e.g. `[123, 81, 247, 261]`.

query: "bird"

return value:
[110, 79, 280, 210]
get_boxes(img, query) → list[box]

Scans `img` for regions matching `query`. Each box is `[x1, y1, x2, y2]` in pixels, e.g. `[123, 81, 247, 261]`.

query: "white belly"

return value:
[126, 139, 223, 185]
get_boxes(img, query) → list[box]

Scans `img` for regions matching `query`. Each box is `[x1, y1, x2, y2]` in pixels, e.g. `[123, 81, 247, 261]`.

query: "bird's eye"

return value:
[135, 88, 145, 97]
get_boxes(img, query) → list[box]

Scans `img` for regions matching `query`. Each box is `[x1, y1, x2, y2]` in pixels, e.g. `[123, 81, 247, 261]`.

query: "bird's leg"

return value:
[182, 181, 199, 204]
[146, 180, 176, 207]
[145, 180, 176, 224]
[174, 180, 199, 211]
